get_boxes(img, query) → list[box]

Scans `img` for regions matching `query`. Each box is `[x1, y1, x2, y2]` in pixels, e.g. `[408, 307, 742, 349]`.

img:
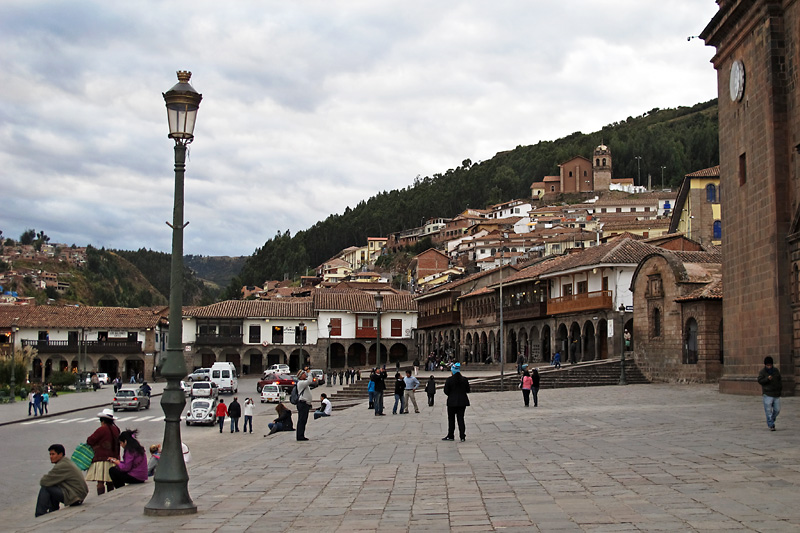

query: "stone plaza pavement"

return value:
[7, 382, 800, 532]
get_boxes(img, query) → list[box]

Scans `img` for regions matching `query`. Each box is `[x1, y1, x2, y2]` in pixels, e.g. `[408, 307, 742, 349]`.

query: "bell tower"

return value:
[593, 144, 612, 190]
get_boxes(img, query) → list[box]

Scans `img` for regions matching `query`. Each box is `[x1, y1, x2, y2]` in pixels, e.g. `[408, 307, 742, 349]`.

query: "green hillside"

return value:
[225, 99, 719, 296]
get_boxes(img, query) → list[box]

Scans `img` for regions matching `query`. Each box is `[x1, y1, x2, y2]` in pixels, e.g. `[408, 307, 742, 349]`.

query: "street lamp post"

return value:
[660, 166, 666, 190]
[326, 321, 332, 387]
[298, 322, 306, 369]
[499, 247, 505, 391]
[619, 306, 628, 386]
[374, 293, 384, 367]
[634, 156, 642, 187]
[145, 71, 201, 517]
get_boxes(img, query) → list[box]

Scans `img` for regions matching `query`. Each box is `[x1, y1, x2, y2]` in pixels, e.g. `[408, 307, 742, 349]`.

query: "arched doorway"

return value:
[368, 342, 386, 366]
[480, 331, 488, 363]
[245, 350, 263, 376]
[541, 325, 551, 362]
[583, 320, 596, 361]
[223, 352, 241, 374]
[568, 322, 581, 364]
[389, 343, 408, 363]
[596, 319, 609, 359]
[556, 323, 568, 359]
[330, 342, 346, 368]
[124, 357, 144, 381]
[266, 349, 286, 368]
[97, 355, 119, 379]
[684, 318, 698, 364]
[348, 343, 367, 368]
[518, 328, 529, 361]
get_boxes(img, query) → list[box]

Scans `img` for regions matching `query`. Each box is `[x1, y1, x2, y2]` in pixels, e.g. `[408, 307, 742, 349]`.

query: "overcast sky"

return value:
[0, 1, 720, 257]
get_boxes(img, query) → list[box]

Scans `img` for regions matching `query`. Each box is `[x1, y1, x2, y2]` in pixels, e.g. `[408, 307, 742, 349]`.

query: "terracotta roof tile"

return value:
[187, 299, 314, 319]
[675, 276, 723, 301]
[540, 237, 657, 276]
[685, 165, 720, 178]
[313, 289, 417, 312]
[0, 305, 164, 329]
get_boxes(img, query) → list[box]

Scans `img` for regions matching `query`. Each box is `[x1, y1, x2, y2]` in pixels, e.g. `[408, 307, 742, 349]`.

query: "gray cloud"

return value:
[0, 0, 720, 256]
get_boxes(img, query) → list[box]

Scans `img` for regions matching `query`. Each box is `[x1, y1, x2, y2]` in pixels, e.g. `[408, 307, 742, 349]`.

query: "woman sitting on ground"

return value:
[108, 429, 147, 488]
[266, 403, 293, 436]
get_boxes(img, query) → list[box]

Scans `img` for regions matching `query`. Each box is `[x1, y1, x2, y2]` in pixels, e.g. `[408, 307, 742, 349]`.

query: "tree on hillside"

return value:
[19, 229, 35, 245]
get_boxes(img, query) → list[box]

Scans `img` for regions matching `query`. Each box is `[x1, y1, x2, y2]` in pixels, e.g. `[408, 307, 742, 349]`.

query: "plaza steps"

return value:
[324, 358, 648, 409]
[468, 358, 649, 393]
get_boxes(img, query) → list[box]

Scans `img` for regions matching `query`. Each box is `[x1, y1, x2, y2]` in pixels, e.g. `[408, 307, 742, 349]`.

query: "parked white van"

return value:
[210, 362, 239, 394]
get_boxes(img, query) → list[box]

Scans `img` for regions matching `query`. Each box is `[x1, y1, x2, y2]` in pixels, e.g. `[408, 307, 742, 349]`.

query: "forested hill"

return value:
[226, 99, 719, 296]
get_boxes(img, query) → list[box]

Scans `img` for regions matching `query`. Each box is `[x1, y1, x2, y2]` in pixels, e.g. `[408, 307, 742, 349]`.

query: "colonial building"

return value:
[668, 166, 722, 247]
[701, 1, 799, 394]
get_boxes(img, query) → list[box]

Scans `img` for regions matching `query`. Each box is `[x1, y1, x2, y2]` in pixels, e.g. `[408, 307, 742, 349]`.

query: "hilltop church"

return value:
[531, 144, 632, 198]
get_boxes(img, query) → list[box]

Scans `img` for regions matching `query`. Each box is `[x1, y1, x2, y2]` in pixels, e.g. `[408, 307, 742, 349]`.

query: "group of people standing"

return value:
[330, 368, 359, 386]
[27, 387, 50, 416]
[212, 397, 255, 434]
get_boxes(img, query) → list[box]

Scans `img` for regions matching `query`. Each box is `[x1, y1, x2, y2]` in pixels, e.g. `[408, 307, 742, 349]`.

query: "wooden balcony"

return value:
[21, 339, 143, 354]
[195, 334, 244, 346]
[417, 311, 461, 329]
[356, 326, 377, 339]
[497, 301, 548, 321]
[547, 290, 613, 315]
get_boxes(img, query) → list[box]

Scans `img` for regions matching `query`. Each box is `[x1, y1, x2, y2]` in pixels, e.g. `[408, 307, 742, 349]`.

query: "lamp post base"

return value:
[619, 354, 627, 386]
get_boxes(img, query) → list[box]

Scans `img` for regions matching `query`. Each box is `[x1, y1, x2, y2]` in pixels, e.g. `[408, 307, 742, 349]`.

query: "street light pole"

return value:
[619, 306, 628, 386]
[374, 293, 384, 367]
[326, 321, 332, 387]
[660, 166, 666, 190]
[499, 247, 505, 391]
[145, 71, 201, 517]
[298, 321, 306, 369]
[634, 156, 642, 187]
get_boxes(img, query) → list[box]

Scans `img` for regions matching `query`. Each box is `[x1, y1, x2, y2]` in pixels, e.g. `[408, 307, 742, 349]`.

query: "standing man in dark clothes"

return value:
[442, 363, 470, 442]
[295, 369, 313, 441]
[372, 368, 386, 416]
[228, 397, 242, 433]
[757, 356, 782, 431]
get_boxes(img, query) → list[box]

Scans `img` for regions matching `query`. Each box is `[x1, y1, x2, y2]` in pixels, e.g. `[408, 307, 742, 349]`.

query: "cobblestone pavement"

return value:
[6, 382, 800, 532]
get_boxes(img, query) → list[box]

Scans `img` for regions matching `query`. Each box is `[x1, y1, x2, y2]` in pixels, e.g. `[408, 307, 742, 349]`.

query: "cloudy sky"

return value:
[0, 1, 721, 257]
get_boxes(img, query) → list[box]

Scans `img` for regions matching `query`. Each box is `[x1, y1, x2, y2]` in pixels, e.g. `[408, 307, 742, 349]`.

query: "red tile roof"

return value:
[0, 305, 164, 328]
[539, 237, 657, 276]
[187, 299, 314, 319]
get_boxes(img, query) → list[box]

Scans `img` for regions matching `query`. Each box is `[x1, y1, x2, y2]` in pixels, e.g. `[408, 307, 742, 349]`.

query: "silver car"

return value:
[112, 387, 151, 411]
[190, 381, 219, 399]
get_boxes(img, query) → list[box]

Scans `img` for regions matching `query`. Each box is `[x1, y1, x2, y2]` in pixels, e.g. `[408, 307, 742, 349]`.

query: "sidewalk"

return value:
[6, 381, 800, 532]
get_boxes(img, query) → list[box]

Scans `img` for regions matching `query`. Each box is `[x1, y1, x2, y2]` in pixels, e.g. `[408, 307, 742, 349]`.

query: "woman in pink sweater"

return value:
[108, 429, 148, 488]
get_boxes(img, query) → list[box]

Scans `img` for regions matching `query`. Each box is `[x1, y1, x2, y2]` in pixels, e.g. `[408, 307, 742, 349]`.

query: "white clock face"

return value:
[730, 60, 745, 102]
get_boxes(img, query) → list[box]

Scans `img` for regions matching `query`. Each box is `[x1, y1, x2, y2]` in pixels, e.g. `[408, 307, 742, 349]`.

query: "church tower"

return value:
[592, 144, 612, 190]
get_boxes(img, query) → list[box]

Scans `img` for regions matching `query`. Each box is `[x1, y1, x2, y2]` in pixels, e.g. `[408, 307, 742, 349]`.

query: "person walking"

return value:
[41, 390, 50, 415]
[228, 397, 242, 433]
[757, 356, 782, 431]
[520, 368, 532, 407]
[392, 372, 405, 415]
[532, 367, 540, 407]
[552, 351, 561, 369]
[442, 363, 470, 442]
[331, 371, 337, 386]
[34, 444, 88, 517]
[33, 389, 43, 416]
[215, 398, 228, 433]
[28, 389, 35, 416]
[107, 429, 147, 489]
[413, 358, 420, 376]
[266, 403, 293, 435]
[295, 369, 313, 441]
[243, 398, 254, 434]
[85, 409, 120, 496]
[425, 375, 436, 406]
[403, 370, 420, 413]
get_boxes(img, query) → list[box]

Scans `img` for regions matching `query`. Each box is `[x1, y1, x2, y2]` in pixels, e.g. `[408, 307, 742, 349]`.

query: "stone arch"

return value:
[569, 322, 582, 363]
[348, 343, 367, 368]
[195, 348, 216, 369]
[243, 348, 263, 376]
[96, 355, 119, 379]
[329, 342, 346, 369]
[582, 320, 596, 361]
[596, 319, 609, 360]
[123, 356, 145, 381]
[480, 331, 488, 362]
[508, 328, 519, 363]
[555, 323, 568, 360]
[518, 327, 529, 361]
[368, 342, 386, 366]
[266, 349, 287, 368]
[222, 351, 242, 373]
[488, 330, 496, 362]
[389, 343, 408, 363]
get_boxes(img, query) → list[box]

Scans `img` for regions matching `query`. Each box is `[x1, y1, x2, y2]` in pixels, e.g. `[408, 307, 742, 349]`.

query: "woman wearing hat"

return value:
[85, 408, 120, 495]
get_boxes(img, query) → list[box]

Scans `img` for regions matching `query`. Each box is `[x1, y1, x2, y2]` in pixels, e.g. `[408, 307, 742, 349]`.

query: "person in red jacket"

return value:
[215, 398, 228, 433]
[85, 409, 120, 496]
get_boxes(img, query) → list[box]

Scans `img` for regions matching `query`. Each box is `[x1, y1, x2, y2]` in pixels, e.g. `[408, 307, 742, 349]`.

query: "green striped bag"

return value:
[71, 443, 94, 471]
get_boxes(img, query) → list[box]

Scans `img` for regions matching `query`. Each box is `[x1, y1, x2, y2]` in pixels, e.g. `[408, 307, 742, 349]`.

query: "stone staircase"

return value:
[469, 358, 649, 393]
[325, 359, 648, 408]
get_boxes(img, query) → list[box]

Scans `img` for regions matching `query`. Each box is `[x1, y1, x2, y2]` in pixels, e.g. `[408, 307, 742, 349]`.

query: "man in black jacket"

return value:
[228, 397, 242, 433]
[372, 368, 386, 416]
[757, 356, 782, 431]
[443, 363, 470, 442]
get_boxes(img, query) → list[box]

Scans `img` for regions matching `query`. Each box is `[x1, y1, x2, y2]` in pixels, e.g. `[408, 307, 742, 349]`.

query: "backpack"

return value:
[71, 442, 94, 471]
[289, 385, 299, 405]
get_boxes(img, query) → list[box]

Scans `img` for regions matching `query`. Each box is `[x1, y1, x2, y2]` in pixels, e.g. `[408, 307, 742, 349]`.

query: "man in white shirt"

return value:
[403, 370, 420, 413]
[313, 393, 332, 419]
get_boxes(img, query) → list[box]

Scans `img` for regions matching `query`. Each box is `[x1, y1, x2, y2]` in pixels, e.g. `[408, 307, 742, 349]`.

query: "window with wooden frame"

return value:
[391, 319, 402, 337]
[329, 318, 342, 336]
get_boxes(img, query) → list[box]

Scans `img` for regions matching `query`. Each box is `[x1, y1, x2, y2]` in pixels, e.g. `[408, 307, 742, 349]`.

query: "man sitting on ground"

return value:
[314, 393, 332, 419]
[35, 444, 89, 517]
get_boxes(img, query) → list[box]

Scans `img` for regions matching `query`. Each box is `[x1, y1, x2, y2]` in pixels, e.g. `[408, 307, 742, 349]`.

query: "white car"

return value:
[190, 381, 219, 399]
[97, 373, 110, 384]
[260, 384, 282, 403]
[185, 398, 217, 426]
[268, 364, 291, 375]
